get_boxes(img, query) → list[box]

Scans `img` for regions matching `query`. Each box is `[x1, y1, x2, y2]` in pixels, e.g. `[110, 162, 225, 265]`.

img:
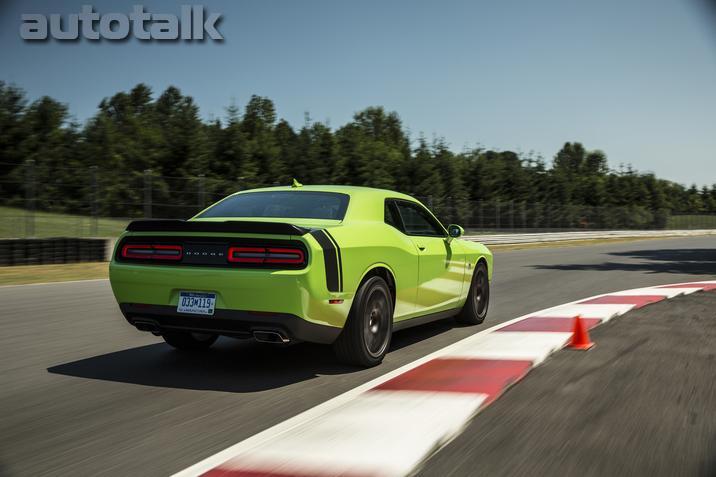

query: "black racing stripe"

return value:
[310, 230, 340, 292]
[323, 230, 343, 292]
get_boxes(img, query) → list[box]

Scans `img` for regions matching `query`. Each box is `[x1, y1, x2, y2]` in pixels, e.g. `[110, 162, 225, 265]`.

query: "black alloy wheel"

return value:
[334, 276, 393, 367]
[456, 261, 489, 325]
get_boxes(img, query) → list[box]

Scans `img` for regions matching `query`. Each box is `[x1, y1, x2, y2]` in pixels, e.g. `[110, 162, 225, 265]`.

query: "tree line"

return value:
[1, 82, 714, 228]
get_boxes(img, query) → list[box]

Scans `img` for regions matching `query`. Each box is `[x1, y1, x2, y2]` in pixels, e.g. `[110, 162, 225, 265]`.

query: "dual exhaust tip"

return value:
[133, 320, 290, 344]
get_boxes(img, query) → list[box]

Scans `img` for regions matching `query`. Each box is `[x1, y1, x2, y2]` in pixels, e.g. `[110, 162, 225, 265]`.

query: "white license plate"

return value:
[177, 292, 216, 315]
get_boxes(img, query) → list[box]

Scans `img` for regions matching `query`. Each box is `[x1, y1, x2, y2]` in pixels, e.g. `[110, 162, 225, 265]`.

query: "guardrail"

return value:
[463, 229, 716, 245]
[0, 238, 108, 266]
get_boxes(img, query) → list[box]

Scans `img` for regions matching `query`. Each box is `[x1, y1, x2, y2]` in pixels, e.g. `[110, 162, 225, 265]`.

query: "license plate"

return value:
[177, 292, 216, 315]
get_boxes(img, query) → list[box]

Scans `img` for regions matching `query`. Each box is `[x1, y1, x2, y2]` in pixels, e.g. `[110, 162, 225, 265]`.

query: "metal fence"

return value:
[428, 200, 716, 231]
[2, 161, 716, 238]
[0, 238, 107, 266]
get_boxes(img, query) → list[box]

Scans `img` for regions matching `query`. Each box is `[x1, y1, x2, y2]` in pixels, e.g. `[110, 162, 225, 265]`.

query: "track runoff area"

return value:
[174, 280, 716, 477]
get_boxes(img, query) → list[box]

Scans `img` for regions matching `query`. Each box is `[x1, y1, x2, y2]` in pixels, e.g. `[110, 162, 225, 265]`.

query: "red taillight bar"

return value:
[228, 246, 305, 265]
[227, 246, 265, 263]
[121, 244, 183, 261]
[265, 247, 305, 264]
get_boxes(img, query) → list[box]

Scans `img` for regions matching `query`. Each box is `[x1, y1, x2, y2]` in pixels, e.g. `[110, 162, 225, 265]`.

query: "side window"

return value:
[395, 201, 445, 237]
[384, 200, 402, 230]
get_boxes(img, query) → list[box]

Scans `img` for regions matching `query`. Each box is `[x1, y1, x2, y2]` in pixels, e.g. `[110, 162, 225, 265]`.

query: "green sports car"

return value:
[109, 184, 493, 366]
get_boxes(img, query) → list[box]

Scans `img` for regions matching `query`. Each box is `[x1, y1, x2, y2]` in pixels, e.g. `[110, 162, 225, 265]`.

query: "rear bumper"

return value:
[119, 303, 341, 344]
[109, 258, 354, 329]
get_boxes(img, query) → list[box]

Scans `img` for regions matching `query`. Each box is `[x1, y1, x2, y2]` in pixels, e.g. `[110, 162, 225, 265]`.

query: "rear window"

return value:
[197, 191, 350, 221]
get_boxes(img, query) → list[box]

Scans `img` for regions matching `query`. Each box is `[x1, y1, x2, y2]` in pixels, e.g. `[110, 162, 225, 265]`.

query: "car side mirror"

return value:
[447, 224, 464, 239]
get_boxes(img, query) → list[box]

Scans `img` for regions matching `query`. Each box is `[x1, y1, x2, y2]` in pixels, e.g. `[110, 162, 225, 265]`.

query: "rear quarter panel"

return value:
[326, 221, 420, 320]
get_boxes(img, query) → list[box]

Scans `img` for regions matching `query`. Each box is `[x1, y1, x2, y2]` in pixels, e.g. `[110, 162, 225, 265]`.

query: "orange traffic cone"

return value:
[568, 315, 594, 350]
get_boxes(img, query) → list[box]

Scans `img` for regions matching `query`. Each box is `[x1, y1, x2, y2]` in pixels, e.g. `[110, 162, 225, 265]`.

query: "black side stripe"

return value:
[323, 230, 343, 292]
[310, 230, 341, 292]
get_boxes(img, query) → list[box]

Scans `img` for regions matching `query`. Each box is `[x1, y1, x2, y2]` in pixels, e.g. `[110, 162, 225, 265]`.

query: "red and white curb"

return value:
[174, 280, 716, 477]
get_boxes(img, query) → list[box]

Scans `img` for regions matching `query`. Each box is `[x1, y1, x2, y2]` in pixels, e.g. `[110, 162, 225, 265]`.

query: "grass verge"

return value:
[0, 262, 108, 286]
[667, 214, 716, 229]
[0, 206, 128, 238]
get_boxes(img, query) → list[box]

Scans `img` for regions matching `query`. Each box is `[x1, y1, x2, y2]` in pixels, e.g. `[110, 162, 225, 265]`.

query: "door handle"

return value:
[417, 244, 426, 251]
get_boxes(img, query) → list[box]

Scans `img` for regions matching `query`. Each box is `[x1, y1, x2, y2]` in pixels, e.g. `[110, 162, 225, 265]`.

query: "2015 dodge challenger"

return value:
[109, 183, 493, 366]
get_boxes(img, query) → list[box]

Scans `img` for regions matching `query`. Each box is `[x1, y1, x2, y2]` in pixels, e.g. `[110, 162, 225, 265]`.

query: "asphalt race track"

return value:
[1, 236, 715, 476]
[418, 290, 716, 477]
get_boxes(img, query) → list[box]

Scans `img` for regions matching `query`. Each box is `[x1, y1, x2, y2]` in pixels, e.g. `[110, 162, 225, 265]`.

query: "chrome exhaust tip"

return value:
[252, 330, 290, 344]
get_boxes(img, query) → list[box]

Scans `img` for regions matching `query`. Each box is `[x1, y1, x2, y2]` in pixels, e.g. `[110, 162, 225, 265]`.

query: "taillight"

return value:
[226, 246, 264, 263]
[228, 246, 305, 265]
[121, 244, 183, 261]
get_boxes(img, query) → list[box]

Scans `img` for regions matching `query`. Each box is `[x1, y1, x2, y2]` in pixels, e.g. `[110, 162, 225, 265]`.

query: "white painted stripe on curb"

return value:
[605, 287, 684, 297]
[447, 331, 572, 365]
[657, 280, 716, 288]
[214, 390, 488, 477]
[535, 303, 635, 321]
[174, 280, 716, 477]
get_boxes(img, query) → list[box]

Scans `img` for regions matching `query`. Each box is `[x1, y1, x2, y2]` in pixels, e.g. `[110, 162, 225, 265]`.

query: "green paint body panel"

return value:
[109, 185, 493, 342]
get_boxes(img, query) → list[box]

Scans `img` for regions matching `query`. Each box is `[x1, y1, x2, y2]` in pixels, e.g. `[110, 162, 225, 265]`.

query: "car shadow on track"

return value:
[531, 248, 716, 275]
[47, 318, 457, 393]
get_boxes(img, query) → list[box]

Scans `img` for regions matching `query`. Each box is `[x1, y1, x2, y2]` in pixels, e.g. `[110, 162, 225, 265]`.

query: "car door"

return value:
[392, 200, 465, 313]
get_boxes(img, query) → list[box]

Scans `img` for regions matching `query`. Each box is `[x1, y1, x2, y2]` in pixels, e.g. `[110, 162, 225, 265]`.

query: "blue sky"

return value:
[1, 0, 715, 186]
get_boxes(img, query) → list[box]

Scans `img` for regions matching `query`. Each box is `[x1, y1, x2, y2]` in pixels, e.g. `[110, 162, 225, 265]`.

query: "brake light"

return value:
[228, 246, 305, 265]
[226, 246, 264, 263]
[121, 244, 183, 261]
[266, 247, 306, 264]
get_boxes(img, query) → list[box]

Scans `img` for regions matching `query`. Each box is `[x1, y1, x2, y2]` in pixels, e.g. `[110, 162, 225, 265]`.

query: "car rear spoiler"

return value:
[125, 219, 310, 236]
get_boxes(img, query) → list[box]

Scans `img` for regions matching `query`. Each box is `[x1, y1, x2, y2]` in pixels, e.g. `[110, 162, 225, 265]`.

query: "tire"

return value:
[333, 276, 393, 367]
[456, 261, 489, 325]
[162, 330, 218, 351]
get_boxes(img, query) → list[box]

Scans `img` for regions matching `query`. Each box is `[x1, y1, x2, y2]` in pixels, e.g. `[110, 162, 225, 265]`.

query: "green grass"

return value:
[0, 206, 129, 238]
[0, 262, 108, 285]
[666, 214, 716, 229]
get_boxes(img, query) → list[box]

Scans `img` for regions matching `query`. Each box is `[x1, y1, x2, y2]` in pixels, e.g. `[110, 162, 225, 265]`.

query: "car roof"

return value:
[233, 184, 414, 200]
[229, 185, 420, 222]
